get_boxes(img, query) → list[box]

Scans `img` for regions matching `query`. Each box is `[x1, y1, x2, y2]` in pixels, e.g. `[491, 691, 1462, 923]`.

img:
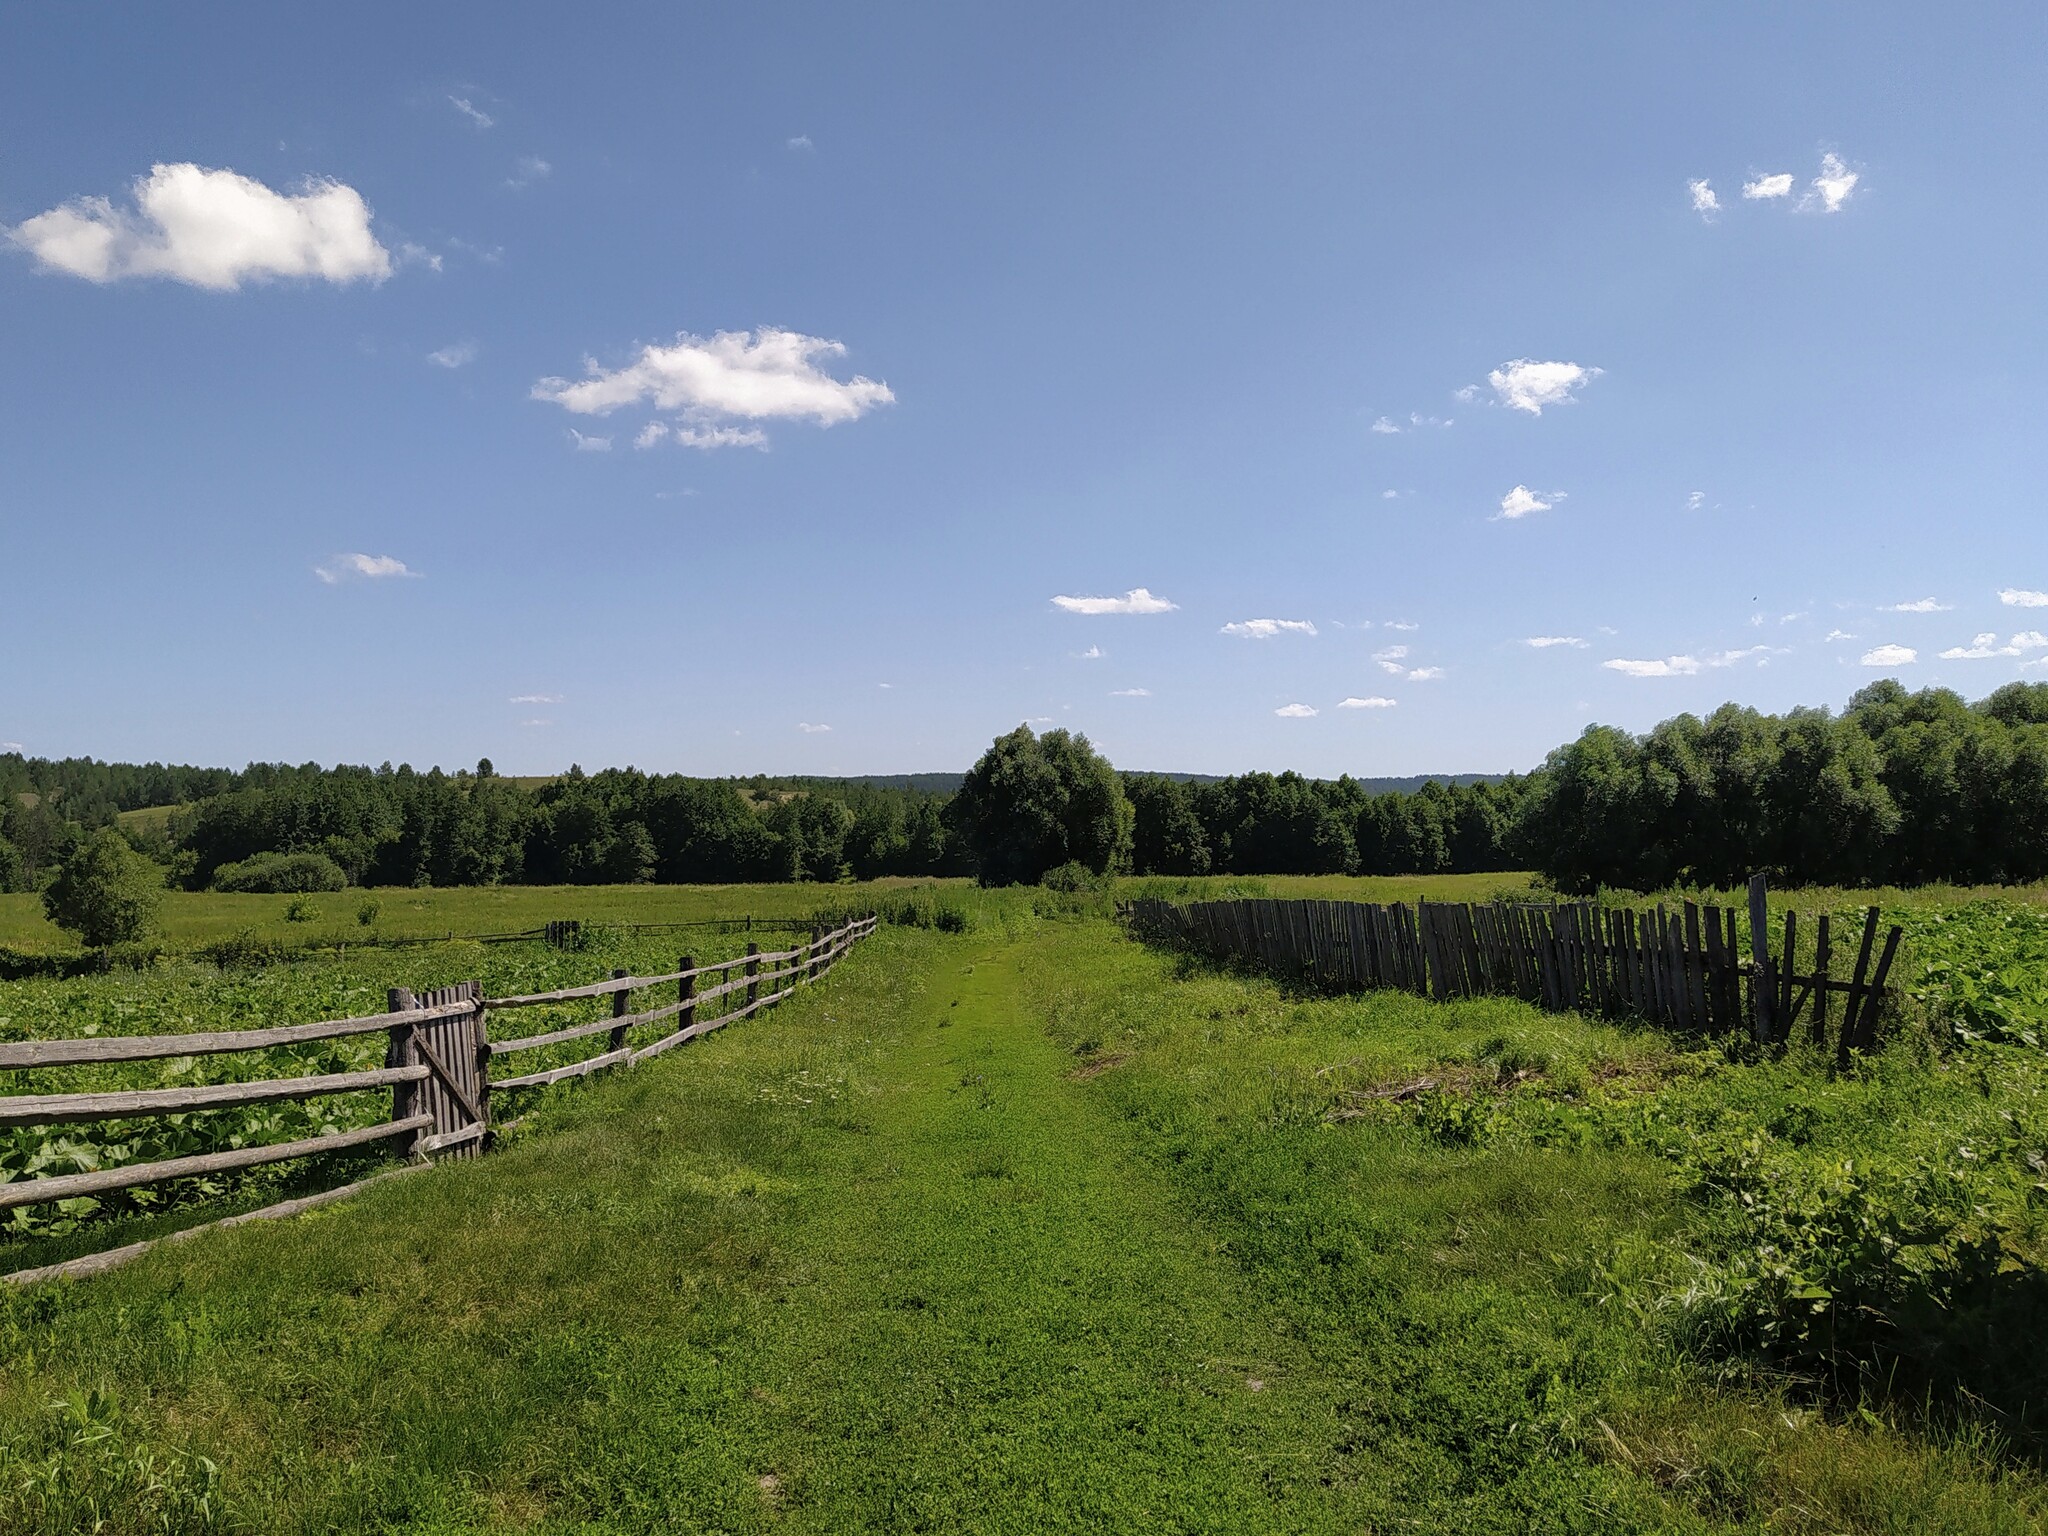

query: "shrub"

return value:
[41, 830, 163, 949]
[283, 897, 319, 924]
[356, 896, 381, 926]
[210, 851, 348, 894]
[1039, 860, 1109, 893]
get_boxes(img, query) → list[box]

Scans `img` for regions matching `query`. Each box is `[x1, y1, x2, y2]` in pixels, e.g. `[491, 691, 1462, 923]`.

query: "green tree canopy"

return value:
[42, 828, 164, 947]
[949, 726, 1132, 886]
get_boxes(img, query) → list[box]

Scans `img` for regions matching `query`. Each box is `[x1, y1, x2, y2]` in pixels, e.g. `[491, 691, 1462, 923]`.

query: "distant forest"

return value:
[4, 679, 2046, 893]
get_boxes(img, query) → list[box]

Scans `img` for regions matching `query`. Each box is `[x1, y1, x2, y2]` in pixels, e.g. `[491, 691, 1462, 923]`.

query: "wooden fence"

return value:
[0, 914, 879, 1285]
[1122, 876, 1903, 1055]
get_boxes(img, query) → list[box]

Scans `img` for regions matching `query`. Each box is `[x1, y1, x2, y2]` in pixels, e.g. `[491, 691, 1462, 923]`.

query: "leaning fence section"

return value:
[0, 914, 878, 1286]
[1121, 876, 1901, 1054]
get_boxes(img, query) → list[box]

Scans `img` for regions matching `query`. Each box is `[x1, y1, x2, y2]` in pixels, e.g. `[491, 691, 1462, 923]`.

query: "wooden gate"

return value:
[385, 981, 490, 1159]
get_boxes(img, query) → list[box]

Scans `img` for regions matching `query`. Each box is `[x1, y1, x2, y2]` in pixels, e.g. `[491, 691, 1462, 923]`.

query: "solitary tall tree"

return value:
[948, 725, 1132, 885]
[42, 829, 163, 948]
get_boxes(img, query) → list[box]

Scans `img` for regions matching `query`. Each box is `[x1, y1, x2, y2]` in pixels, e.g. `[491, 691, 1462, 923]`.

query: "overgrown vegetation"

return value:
[2, 889, 2042, 1531]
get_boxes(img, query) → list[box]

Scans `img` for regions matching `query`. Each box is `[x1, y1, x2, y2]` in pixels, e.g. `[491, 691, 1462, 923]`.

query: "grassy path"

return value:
[3, 917, 2042, 1533]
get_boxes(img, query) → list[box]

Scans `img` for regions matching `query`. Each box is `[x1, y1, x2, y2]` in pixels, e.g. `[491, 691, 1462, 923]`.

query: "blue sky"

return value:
[5, 4, 2046, 778]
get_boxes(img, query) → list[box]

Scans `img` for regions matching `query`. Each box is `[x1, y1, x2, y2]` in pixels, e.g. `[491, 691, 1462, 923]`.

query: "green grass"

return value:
[2, 894, 2044, 1531]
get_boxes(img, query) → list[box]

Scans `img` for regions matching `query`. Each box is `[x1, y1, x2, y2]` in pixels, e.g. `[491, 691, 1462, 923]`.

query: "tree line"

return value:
[7, 677, 2048, 901]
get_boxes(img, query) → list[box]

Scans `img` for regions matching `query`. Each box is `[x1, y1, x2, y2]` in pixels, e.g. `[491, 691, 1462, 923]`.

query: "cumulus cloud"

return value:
[1685, 491, 1706, 513]
[1052, 588, 1176, 615]
[569, 428, 611, 451]
[796, 722, 831, 733]
[1825, 629, 1857, 642]
[1688, 179, 1720, 217]
[1406, 666, 1446, 681]
[1373, 644, 1410, 674]
[1274, 703, 1318, 718]
[7, 163, 391, 289]
[316, 553, 419, 584]
[1883, 597, 1951, 613]
[1743, 172, 1795, 200]
[1075, 645, 1104, 659]
[1338, 696, 1397, 709]
[0, 743, 24, 754]
[449, 96, 494, 129]
[1499, 484, 1562, 519]
[1602, 646, 1774, 678]
[533, 327, 893, 449]
[1110, 687, 1152, 697]
[1861, 643, 1916, 667]
[1383, 620, 1420, 632]
[1807, 152, 1859, 213]
[1485, 359, 1600, 414]
[1999, 588, 2048, 607]
[509, 693, 564, 704]
[1938, 631, 2048, 660]
[787, 134, 814, 151]
[1370, 416, 1402, 435]
[1523, 636, 1586, 648]
[1220, 618, 1317, 639]
[428, 341, 477, 369]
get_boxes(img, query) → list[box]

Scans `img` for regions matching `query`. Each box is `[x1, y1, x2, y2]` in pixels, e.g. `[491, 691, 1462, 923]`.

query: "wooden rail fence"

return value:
[1122, 876, 1902, 1054]
[0, 914, 879, 1285]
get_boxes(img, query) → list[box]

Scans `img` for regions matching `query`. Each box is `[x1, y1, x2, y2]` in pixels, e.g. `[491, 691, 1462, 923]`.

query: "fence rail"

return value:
[1122, 876, 1902, 1055]
[0, 913, 879, 1285]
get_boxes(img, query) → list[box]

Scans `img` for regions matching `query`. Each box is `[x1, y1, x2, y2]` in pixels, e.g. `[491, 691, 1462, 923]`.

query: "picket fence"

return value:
[1122, 876, 1903, 1054]
[0, 914, 878, 1285]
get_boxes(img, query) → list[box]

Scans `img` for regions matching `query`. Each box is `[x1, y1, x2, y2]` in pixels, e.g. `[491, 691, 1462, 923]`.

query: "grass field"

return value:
[2, 883, 2046, 1531]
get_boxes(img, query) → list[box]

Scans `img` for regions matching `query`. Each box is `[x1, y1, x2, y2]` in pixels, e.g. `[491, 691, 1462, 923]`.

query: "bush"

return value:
[283, 897, 319, 923]
[210, 851, 348, 894]
[1039, 860, 1109, 893]
[41, 830, 163, 948]
[356, 896, 380, 926]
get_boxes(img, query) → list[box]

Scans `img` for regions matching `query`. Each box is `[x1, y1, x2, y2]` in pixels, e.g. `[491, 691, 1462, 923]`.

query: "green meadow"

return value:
[1, 883, 2045, 1532]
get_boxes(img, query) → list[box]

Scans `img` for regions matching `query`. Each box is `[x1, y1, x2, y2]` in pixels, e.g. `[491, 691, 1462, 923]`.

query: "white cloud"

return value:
[1685, 491, 1706, 513]
[1075, 645, 1104, 659]
[1369, 412, 1450, 435]
[506, 156, 551, 190]
[428, 341, 477, 369]
[534, 327, 893, 450]
[1825, 629, 1857, 642]
[520, 718, 551, 727]
[1052, 588, 1177, 615]
[1743, 172, 1795, 200]
[1373, 644, 1410, 674]
[1383, 620, 1419, 632]
[1485, 359, 1600, 415]
[797, 722, 831, 733]
[1999, 588, 2048, 608]
[1406, 666, 1446, 681]
[1688, 179, 1720, 217]
[1883, 597, 1951, 613]
[316, 553, 419, 584]
[569, 428, 611, 451]
[0, 743, 23, 754]
[1220, 618, 1317, 639]
[1860, 643, 1916, 667]
[509, 693, 564, 704]
[1110, 687, 1152, 697]
[1381, 489, 1400, 500]
[787, 134, 814, 151]
[1523, 636, 1586, 648]
[1274, 703, 1318, 718]
[1602, 646, 1773, 678]
[449, 96, 494, 129]
[1498, 484, 1562, 519]
[635, 419, 769, 450]
[1807, 152, 1859, 213]
[8, 163, 390, 289]
[1938, 631, 2048, 660]
[1337, 696, 1397, 709]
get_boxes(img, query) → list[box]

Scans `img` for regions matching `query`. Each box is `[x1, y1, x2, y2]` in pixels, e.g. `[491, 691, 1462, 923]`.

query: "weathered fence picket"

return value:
[1122, 880, 1901, 1050]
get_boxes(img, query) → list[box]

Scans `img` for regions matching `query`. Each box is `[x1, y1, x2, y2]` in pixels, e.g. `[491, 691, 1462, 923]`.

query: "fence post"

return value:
[471, 981, 493, 1149]
[385, 986, 423, 1158]
[1747, 874, 1774, 1045]
[745, 943, 760, 1010]
[678, 956, 696, 1035]
[607, 968, 631, 1057]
